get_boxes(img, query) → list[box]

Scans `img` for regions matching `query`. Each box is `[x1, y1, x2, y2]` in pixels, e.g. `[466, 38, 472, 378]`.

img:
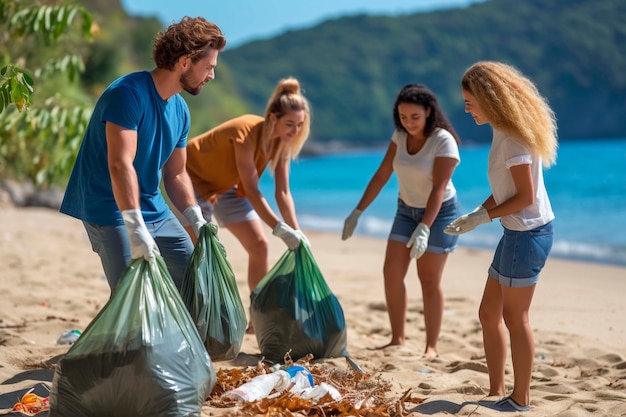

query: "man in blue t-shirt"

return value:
[60, 17, 226, 293]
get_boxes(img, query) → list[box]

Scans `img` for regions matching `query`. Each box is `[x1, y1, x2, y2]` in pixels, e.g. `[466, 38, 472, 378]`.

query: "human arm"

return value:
[484, 163, 534, 218]
[273, 155, 311, 247]
[407, 156, 458, 258]
[107, 122, 140, 211]
[234, 138, 282, 228]
[106, 122, 159, 260]
[445, 164, 533, 235]
[273, 155, 299, 229]
[163, 147, 207, 237]
[342, 142, 396, 240]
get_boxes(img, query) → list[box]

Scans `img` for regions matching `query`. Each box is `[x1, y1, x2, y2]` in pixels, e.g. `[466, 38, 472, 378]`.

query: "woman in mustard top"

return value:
[185, 77, 311, 298]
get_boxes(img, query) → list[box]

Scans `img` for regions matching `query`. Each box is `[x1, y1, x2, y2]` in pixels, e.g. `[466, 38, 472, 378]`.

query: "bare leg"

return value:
[224, 219, 269, 292]
[379, 240, 412, 347]
[502, 284, 536, 407]
[479, 277, 507, 397]
[223, 219, 269, 334]
[416, 252, 448, 358]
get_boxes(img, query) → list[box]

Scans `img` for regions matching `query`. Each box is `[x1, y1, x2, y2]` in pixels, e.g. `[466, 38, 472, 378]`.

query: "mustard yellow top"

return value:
[186, 114, 270, 201]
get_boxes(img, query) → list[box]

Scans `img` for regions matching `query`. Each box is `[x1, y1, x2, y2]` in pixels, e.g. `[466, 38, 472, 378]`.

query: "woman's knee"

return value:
[479, 304, 501, 328]
[245, 233, 269, 258]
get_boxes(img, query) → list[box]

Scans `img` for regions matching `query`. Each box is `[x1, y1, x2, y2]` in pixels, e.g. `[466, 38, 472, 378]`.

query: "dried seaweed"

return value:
[207, 355, 426, 417]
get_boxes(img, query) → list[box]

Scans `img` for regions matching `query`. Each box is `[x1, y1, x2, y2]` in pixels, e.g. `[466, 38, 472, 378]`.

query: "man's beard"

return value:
[180, 70, 203, 96]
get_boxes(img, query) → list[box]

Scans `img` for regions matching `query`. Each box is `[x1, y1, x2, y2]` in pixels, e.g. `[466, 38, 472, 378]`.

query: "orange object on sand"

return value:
[12, 389, 49, 415]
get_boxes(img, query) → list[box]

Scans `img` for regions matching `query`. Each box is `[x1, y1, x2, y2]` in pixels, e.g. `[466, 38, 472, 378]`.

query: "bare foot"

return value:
[423, 347, 438, 359]
[369, 341, 403, 350]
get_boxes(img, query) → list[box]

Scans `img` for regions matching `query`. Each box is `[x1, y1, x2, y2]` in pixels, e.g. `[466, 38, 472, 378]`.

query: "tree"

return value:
[0, 0, 95, 187]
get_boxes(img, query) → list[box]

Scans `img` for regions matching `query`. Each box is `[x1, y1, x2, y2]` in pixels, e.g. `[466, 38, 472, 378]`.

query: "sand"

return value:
[1, 206, 625, 416]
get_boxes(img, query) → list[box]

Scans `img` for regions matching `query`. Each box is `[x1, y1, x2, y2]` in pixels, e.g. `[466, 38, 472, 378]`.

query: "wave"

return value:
[298, 213, 626, 267]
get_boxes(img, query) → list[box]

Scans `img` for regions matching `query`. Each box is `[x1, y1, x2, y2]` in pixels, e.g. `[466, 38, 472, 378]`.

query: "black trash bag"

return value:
[49, 256, 215, 417]
[250, 242, 348, 363]
[181, 223, 247, 361]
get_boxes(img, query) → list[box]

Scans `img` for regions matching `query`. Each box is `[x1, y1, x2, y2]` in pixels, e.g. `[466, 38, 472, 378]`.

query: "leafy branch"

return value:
[0, 0, 95, 188]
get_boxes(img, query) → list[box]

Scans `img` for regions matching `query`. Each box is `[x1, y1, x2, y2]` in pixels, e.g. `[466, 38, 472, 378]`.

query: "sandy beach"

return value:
[1, 206, 625, 416]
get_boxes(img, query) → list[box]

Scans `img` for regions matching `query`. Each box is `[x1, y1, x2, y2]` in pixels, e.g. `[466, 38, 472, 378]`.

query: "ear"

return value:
[268, 113, 277, 123]
[178, 55, 191, 71]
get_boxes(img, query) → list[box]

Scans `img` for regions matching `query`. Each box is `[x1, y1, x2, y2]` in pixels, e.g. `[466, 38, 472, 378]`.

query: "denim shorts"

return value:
[197, 187, 260, 226]
[489, 222, 554, 288]
[388, 195, 461, 254]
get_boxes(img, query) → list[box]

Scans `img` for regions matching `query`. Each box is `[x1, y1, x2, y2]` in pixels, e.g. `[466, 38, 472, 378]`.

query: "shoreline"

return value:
[301, 225, 626, 269]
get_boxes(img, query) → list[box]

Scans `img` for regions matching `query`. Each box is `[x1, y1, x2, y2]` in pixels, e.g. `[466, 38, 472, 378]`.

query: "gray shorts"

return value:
[181, 187, 260, 227]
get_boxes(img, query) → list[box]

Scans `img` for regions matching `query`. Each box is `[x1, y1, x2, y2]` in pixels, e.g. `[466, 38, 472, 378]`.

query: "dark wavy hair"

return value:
[153, 16, 226, 70]
[392, 84, 460, 144]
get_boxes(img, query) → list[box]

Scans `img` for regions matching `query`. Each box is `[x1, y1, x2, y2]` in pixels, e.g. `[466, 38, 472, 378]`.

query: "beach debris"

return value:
[12, 388, 49, 415]
[55, 329, 81, 345]
[208, 355, 427, 416]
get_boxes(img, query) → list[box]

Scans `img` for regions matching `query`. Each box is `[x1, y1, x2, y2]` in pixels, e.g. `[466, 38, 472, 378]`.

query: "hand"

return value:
[122, 209, 160, 261]
[407, 223, 430, 259]
[183, 205, 208, 237]
[444, 205, 491, 235]
[272, 221, 301, 250]
[294, 229, 311, 247]
[342, 209, 362, 240]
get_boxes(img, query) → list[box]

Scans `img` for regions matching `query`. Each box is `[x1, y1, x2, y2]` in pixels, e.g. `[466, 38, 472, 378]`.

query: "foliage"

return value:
[0, 0, 95, 187]
[0, 1, 93, 112]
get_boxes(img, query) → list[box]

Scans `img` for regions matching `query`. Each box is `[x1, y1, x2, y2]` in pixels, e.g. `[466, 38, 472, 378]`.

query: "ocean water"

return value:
[260, 138, 626, 267]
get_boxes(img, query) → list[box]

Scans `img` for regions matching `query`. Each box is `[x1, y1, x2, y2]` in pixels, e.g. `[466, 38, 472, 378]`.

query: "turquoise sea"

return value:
[260, 138, 626, 267]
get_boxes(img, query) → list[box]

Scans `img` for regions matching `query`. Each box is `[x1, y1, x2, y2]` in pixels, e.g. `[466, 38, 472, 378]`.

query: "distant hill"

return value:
[216, 0, 626, 146]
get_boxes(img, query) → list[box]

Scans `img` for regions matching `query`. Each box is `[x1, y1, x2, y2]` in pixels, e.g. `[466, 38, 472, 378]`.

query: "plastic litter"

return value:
[222, 370, 292, 402]
[222, 365, 342, 404]
[56, 330, 81, 345]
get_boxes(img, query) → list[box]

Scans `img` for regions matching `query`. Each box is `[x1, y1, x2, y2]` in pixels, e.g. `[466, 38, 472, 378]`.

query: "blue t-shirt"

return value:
[60, 71, 190, 225]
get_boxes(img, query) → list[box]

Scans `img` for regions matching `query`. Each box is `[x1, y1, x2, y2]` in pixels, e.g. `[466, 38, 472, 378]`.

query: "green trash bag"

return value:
[181, 223, 247, 361]
[49, 256, 215, 417]
[250, 242, 348, 363]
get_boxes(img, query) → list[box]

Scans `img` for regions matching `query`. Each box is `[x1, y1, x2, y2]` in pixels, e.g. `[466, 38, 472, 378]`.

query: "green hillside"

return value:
[215, 0, 626, 145]
[78, 0, 626, 145]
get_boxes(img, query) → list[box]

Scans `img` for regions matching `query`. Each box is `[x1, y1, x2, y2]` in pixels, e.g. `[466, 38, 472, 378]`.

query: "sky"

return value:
[121, 0, 486, 48]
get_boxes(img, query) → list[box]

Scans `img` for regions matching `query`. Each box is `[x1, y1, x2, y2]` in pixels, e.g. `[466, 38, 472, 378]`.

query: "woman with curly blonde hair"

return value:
[445, 61, 557, 412]
[184, 77, 311, 316]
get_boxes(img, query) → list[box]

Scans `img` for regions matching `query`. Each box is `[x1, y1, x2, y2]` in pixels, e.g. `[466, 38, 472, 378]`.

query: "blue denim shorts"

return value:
[489, 222, 554, 288]
[197, 187, 260, 226]
[388, 195, 461, 254]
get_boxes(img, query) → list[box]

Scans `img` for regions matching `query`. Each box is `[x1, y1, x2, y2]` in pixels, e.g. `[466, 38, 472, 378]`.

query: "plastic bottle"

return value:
[284, 365, 314, 386]
[56, 330, 81, 345]
[223, 370, 292, 402]
[284, 366, 341, 403]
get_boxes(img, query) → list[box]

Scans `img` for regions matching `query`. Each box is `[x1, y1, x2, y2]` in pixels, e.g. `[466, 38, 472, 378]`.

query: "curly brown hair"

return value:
[153, 16, 226, 70]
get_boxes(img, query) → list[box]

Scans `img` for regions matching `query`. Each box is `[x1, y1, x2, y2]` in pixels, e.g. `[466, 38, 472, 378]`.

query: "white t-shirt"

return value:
[488, 129, 554, 231]
[391, 128, 460, 208]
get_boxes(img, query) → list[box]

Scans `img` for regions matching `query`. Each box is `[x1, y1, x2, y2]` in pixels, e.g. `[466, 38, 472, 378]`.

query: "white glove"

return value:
[444, 205, 491, 235]
[183, 205, 207, 238]
[295, 229, 311, 247]
[272, 221, 301, 250]
[407, 223, 430, 259]
[121, 209, 160, 261]
[342, 209, 362, 240]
